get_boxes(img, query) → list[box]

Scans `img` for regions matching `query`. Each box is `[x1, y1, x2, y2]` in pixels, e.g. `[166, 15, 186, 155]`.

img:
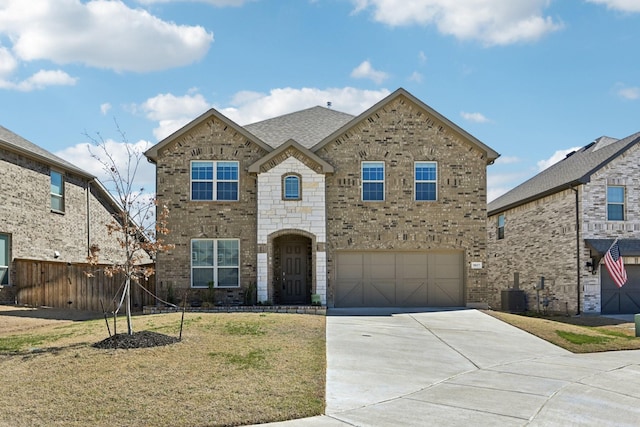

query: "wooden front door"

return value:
[281, 240, 308, 304]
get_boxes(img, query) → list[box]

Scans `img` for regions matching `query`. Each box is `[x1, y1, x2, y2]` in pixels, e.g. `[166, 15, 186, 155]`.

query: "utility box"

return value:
[501, 289, 526, 313]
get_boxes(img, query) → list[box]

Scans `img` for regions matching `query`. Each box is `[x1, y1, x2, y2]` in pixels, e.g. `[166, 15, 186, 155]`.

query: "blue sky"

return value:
[1, 0, 639, 201]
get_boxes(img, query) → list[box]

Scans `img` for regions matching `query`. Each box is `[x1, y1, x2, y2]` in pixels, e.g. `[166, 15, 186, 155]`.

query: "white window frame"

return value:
[607, 185, 625, 221]
[361, 161, 385, 202]
[191, 239, 240, 288]
[190, 161, 239, 201]
[0, 233, 9, 286]
[414, 161, 438, 201]
[50, 170, 64, 212]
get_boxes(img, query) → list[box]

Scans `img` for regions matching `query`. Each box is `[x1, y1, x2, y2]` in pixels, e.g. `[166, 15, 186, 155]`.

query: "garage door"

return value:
[601, 265, 640, 314]
[334, 251, 464, 308]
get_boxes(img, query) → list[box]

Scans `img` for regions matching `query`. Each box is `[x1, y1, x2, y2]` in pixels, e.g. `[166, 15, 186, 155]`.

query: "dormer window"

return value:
[283, 174, 301, 200]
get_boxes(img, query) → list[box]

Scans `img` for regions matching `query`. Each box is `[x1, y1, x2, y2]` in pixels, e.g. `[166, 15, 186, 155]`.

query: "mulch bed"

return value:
[93, 331, 180, 349]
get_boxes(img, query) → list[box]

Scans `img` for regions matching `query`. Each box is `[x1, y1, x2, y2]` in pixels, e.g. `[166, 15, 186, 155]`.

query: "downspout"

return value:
[571, 185, 581, 315]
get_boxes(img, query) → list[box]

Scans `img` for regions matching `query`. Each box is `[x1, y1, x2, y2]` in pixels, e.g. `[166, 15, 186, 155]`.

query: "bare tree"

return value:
[85, 124, 173, 335]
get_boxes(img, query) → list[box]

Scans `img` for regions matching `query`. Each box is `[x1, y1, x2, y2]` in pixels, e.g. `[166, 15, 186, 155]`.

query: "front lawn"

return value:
[0, 311, 325, 427]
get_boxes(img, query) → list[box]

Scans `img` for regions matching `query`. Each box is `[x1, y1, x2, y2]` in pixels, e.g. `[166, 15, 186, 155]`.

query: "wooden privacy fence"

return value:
[14, 259, 156, 312]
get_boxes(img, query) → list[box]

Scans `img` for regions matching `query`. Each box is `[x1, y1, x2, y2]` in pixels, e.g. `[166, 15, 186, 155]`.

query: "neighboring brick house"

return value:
[145, 88, 499, 307]
[488, 132, 640, 315]
[0, 125, 131, 303]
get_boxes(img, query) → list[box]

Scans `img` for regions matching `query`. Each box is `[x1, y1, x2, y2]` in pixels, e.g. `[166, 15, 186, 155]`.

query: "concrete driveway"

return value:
[265, 308, 640, 426]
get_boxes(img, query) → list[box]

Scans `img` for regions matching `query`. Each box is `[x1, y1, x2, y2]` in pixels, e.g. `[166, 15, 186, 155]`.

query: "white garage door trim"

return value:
[334, 251, 464, 308]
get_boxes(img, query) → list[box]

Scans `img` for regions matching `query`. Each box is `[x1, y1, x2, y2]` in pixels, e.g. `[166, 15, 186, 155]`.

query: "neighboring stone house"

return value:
[0, 125, 131, 303]
[145, 88, 499, 307]
[488, 132, 640, 315]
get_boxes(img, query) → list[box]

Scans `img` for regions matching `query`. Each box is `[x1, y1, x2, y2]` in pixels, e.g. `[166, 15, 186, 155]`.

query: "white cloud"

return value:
[100, 103, 112, 115]
[0, 46, 18, 77]
[350, 60, 390, 84]
[586, 0, 640, 12]
[137, 0, 250, 5]
[0, 0, 213, 74]
[618, 86, 640, 100]
[138, 92, 211, 140]
[536, 146, 582, 171]
[0, 69, 77, 91]
[408, 71, 423, 83]
[418, 51, 427, 64]
[460, 111, 490, 123]
[219, 87, 391, 125]
[55, 139, 155, 195]
[493, 155, 520, 165]
[351, 0, 563, 46]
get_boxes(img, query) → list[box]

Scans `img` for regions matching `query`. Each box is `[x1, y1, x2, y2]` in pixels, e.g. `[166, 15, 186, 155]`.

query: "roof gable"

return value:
[488, 131, 640, 215]
[311, 88, 499, 164]
[248, 139, 334, 174]
[144, 107, 272, 162]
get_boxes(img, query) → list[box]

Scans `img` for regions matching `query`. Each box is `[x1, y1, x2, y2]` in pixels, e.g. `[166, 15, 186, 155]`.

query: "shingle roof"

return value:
[0, 125, 93, 178]
[488, 132, 640, 215]
[244, 106, 355, 149]
[585, 239, 640, 257]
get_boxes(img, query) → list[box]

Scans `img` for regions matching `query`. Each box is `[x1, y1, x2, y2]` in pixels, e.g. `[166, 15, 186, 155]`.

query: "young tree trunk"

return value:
[126, 277, 133, 335]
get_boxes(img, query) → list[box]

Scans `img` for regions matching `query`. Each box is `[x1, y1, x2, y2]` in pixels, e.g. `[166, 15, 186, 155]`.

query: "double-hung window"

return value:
[191, 239, 240, 288]
[607, 186, 625, 221]
[415, 162, 437, 201]
[0, 233, 9, 285]
[50, 170, 64, 212]
[191, 161, 239, 201]
[362, 161, 384, 201]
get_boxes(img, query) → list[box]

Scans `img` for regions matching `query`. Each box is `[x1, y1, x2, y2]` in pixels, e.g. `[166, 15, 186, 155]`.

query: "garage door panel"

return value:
[367, 281, 396, 306]
[335, 251, 464, 308]
[601, 265, 640, 314]
[430, 279, 462, 306]
[397, 280, 428, 306]
[335, 280, 365, 307]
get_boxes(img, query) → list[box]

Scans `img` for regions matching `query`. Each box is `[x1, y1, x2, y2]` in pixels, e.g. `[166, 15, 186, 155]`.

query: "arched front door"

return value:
[276, 235, 311, 304]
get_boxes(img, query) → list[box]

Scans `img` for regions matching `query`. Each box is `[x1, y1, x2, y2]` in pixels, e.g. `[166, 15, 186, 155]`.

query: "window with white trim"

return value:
[191, 239, 240, 288]
[191, 161, 239, 201]
[0, 233, 9, 285]
[50, 170, 64, 212]
[497, 214, 505, 240]
[607, 186, 625, 221]
[415, 161, 437, 201]
[362, 161, 384, 201]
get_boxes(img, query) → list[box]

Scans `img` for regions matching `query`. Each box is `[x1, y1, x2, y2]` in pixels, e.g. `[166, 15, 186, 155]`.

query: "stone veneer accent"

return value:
[256, 156, 328, 304]
[488, 143, 640, 314]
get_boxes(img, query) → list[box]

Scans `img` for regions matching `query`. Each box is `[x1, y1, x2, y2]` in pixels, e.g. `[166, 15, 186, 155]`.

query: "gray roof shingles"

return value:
[0, 125, 93, 178]
[488, 132, 640, 215]
[244, 106, 355, 149]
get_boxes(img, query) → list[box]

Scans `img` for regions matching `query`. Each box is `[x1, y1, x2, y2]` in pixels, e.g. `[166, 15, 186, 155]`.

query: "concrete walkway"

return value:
[264, 308, 640, 426]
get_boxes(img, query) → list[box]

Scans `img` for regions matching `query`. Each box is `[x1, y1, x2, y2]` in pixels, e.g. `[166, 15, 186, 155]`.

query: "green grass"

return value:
[0, 332, 74, 353]
[555, 330, 612, 345]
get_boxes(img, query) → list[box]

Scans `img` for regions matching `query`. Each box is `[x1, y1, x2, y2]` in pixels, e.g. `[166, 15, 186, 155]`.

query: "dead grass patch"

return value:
[0, 311, 325, 427]
[485, 310, 640, 353]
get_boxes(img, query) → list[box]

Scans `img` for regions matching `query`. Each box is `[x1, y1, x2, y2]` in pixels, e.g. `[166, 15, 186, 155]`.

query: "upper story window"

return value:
[191, 239, 240, 288]
[283, 174, 301, 200]
[607, 186, 625, 221]
[0, 233, 9, 285]
[191, 161, 239, 201]
[362, 161, 384, 201]
[415, 161, 437, 201]
[50, 170, 64, 212]
[497, 214, 505, 240]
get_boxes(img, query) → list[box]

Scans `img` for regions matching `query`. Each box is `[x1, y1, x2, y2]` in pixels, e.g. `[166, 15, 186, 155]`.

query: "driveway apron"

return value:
[262, 308, 640, 426]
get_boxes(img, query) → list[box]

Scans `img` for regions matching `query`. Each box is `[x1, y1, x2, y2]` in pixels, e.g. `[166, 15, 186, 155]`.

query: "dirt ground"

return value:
[0, 305, 104, 334]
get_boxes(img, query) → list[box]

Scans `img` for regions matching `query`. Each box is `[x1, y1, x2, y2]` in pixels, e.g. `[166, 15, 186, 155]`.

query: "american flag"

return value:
[604, 240, 627, 288]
